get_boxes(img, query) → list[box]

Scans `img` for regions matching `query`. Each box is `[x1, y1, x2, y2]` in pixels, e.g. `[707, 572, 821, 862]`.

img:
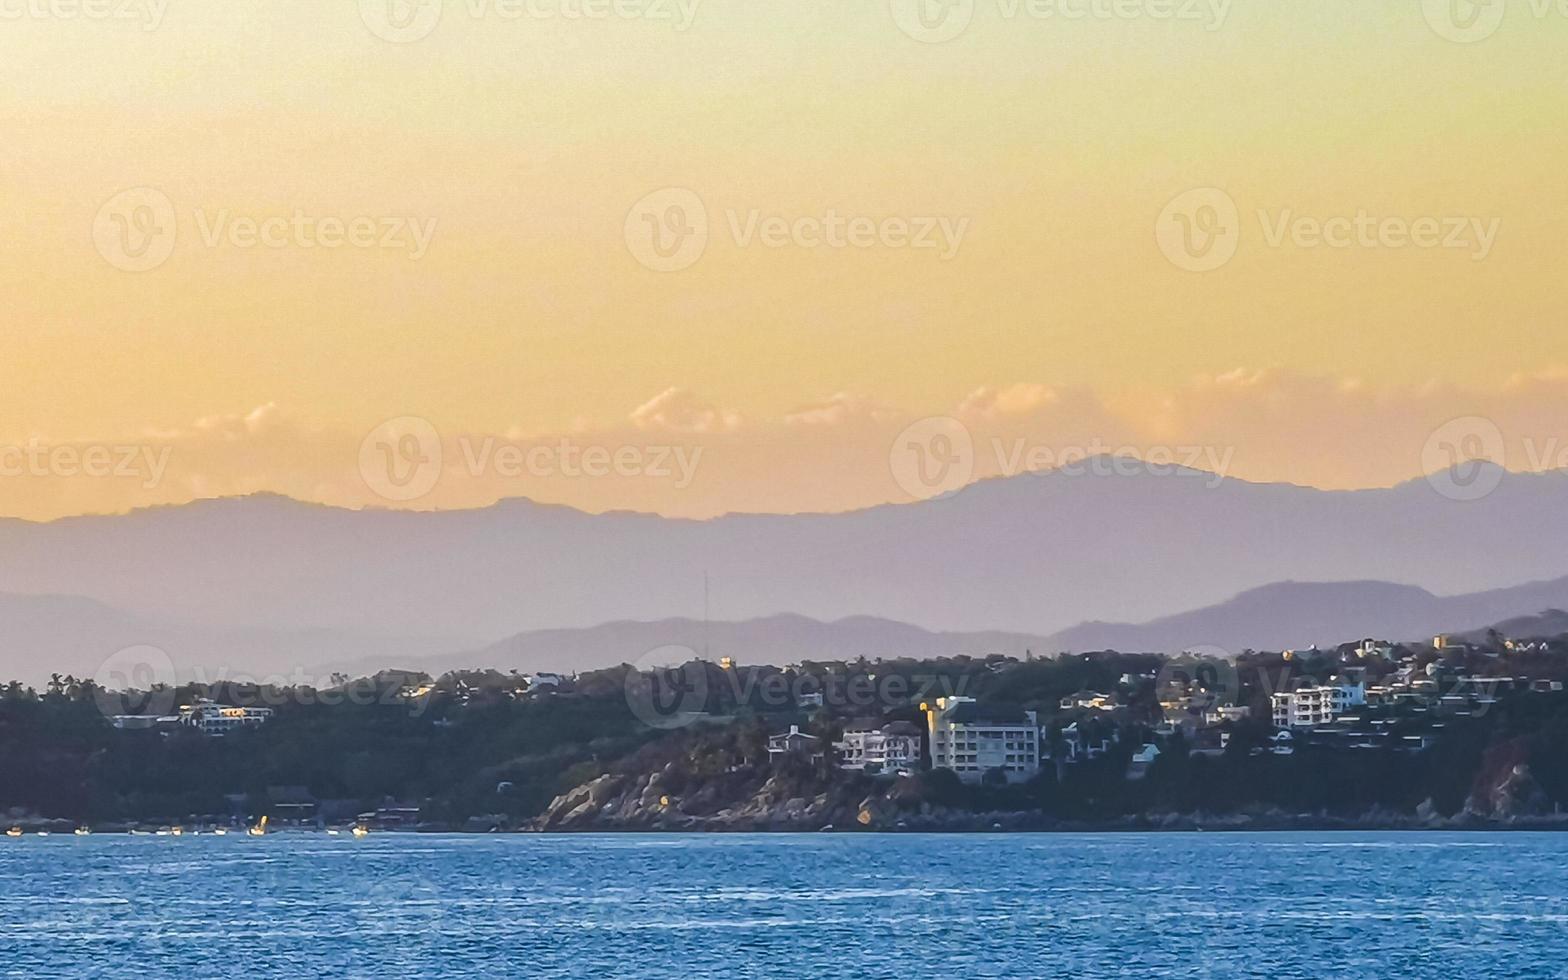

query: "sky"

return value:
[1, 0, 1565, 520]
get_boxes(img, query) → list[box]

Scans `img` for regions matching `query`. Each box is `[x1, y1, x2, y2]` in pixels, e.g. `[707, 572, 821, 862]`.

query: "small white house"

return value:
[767, 725, 823, 762]
[1126, 742, 1161, 779]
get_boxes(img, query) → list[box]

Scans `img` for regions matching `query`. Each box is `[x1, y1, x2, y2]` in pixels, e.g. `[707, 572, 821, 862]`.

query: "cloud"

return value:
[782, 393, 897, 427]
[629, 388, 743, 434]
[3, 370, 1568, 522]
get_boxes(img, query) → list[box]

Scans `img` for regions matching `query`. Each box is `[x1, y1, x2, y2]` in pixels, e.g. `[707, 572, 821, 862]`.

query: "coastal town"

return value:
[5, 621, 1568, 835]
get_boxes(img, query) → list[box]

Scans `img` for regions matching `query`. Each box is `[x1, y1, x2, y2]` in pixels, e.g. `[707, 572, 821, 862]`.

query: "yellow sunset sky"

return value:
[1, 0, 1565, 519]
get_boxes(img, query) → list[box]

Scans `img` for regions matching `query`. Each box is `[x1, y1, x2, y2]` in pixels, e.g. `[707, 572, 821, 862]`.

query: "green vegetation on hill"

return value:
[3, 641, 1568, 829]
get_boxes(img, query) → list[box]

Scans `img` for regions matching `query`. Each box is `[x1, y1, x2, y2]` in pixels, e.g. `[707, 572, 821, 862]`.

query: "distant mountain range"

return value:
[7, 575, 1568, 685]
[352, 576, 1568, 677]
[0, 461, 1566, 682]
[371, 614, 1059, 678]
[2, 462, 1565, 637]
[0, 592, 469, 687]
[1044, 575, 1568, 654]
[1464, 609, 1568, 643]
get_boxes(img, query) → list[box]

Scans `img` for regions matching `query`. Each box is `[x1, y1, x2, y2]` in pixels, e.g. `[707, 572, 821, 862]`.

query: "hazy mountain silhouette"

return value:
[352, 575, 1568, 677]
[372, 613, 1058, 677]
[1465, 608, 1568, 643]
[0, 592, 471, 688]
[0, 461, 1564, 660]
[10, 572, 1568, 684]
[1043, 575, 1568, 654]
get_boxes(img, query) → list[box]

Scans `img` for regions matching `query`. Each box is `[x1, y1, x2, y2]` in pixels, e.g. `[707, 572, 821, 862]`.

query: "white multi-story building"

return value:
[834, 721, 922, 775]
[1271, 676, 1366, 729]
[181, 700, 275, 736]
[925, 697, 1040, 783]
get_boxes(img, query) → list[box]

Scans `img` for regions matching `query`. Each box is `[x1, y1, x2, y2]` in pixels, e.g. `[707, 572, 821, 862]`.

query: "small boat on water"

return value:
[170, 827, 184, 837]
[350, 824, 369, 839]
[74, 827, 91, 837]
[247, 816, 269, 837]
[325, 829, 340, 836]
[212, 828, 228, 836]
[5, 827, 22, 838]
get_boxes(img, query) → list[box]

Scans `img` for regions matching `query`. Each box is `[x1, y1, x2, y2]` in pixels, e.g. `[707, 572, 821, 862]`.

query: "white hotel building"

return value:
[834, 721, 923, 775]
[1271, 676, 1367, 729]
[181, 700, 275, 736]
[925, 696, 1041, 784]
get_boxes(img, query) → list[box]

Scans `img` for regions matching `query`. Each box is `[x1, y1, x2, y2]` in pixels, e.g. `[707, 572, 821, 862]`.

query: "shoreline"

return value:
[13, 816, 1568, 836]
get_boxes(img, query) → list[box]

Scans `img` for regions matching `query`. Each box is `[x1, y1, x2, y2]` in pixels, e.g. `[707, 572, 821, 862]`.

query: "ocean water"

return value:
[1, 832, 1565, 978]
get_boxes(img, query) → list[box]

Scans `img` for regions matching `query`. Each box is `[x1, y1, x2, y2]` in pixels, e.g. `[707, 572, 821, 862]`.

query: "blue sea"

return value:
[1, 832, 1565, 977]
